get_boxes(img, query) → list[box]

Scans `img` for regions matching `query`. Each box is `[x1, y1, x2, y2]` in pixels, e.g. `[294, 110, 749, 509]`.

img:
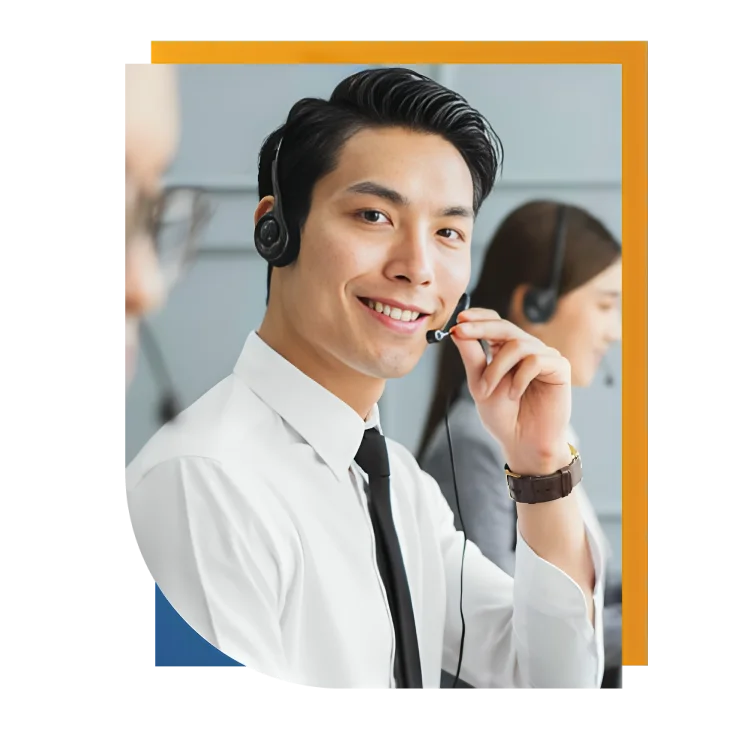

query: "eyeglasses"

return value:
[126, 185, 213, 292]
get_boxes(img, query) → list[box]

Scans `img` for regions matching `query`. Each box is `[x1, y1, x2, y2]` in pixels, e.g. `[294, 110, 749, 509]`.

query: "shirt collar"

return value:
[233, 331, 381, 481]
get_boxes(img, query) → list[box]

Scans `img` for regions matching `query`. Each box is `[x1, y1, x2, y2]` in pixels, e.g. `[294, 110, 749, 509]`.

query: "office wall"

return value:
[126, 63, 622, 570]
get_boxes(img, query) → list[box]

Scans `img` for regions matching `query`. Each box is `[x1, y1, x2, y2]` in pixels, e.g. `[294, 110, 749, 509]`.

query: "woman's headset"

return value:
[519, 203, 615, 386]
[521, 204, 569, 324]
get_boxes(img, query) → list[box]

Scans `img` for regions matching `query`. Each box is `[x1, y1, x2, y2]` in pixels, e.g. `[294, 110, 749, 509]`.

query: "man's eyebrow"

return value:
[441, 205, 473, 219]
[346, 181, 473, 218]
[346, 181, 408, 206]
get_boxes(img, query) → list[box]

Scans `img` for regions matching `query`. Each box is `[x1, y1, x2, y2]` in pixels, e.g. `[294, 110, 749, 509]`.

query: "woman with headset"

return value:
[418, 200, 623, 688]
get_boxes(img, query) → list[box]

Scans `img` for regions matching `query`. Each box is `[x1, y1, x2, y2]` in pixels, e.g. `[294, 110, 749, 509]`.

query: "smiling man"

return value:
[126, 68, 605, 688]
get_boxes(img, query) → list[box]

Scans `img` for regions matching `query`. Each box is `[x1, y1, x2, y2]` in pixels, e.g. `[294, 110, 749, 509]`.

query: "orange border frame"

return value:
[151, 41, 648, 667]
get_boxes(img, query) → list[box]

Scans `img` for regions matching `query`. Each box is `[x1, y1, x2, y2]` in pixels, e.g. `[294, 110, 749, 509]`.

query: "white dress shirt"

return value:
[566, 424, 612, 557]
[127, 331, 605, 688]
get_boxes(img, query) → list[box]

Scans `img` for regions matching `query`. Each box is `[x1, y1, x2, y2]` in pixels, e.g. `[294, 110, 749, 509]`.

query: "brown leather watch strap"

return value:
[505, 450, 582, 505]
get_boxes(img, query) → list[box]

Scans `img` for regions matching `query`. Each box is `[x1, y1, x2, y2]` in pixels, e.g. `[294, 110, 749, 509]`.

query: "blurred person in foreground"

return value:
[127, 68, 606, 689]
[418, 200, 622, 687]
[125, 64, 209, 386]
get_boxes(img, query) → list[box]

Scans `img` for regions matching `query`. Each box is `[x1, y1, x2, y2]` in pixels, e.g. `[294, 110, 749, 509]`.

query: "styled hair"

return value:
[258, 67, 504, 301]
[417, 200, 621, 463]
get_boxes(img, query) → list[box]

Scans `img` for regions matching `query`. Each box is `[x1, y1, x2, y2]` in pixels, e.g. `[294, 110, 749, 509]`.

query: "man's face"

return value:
[125, 64, 179, 383]
[268, 126, 475, 381]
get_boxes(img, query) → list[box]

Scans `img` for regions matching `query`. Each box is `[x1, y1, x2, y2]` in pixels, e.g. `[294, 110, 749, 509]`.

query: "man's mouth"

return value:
[357, 297, 428, 323]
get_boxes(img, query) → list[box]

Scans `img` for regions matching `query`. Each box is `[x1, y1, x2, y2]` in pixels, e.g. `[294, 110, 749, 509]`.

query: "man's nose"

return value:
[384, 227, 435, 287]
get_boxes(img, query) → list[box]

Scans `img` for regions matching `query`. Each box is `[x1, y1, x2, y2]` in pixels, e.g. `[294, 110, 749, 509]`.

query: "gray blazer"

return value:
[420, 386, 622, 679]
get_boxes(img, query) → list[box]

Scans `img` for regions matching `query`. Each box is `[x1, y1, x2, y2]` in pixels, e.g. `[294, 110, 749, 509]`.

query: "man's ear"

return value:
[254, 196, 275, 225]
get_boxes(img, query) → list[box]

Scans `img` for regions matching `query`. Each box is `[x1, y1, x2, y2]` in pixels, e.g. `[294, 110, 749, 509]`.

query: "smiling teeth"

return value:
[367, 299, 420, 322]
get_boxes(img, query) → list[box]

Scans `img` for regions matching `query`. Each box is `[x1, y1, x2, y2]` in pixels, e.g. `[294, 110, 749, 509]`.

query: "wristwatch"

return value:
[505, 444, 582, 504]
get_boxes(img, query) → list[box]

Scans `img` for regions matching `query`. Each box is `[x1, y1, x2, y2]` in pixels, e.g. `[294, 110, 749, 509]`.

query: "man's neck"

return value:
[257, 317, 384, 421]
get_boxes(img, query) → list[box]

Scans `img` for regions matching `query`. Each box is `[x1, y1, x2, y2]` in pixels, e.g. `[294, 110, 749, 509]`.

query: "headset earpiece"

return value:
[254, 211, 288, 265]
[254, 137, 294, 267]
[522, 287, 557, 324]
[521, 204, 569, 325]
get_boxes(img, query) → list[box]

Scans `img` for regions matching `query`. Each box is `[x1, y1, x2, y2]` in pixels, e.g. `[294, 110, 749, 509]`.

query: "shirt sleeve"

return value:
[127, 456, 292, 680]
[421, 469, 605, 688]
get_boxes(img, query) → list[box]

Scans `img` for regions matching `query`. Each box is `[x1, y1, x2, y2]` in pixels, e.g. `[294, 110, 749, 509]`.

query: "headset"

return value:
[520, 204, 614, 386]
[522, 203, 569, 324]
[254, 137, 295, 268]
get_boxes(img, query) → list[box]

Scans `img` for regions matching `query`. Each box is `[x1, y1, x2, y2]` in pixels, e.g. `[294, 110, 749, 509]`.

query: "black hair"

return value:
[258, 67, 504, 303]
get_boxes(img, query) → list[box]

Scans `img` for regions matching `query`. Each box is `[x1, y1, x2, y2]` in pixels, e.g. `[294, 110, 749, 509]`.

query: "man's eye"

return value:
[437, 228, 462, 241]
[359, 210, 388, 223]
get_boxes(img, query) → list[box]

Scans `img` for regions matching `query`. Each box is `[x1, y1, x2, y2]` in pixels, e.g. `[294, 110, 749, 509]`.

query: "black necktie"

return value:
[355, 428, 423, 688]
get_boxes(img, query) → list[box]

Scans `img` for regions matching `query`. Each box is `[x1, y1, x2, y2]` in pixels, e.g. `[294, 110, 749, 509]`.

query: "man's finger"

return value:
[456, 307, 502, 323]
[481, 339, 542, 396]
[508, 355, 544, 400]
[451, 319, 532, 344]
[511, 353, 570, 398]
[451, 334, 489, 398]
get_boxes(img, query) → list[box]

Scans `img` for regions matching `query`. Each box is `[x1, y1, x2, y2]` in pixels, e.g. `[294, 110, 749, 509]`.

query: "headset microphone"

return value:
[601, 354, 616, 387]
[426, 293, 471, 344]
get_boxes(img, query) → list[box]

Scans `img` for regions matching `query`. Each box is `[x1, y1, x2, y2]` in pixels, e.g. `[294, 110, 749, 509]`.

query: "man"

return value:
[127, 68, 605, 688]
[120, 61, 206, 575]
[120, 62, 179, 428]
[125, 64, 208, 386]
[126, 64, 218, 664]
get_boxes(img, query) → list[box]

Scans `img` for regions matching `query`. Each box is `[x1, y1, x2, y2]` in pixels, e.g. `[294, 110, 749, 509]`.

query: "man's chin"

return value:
[365, 351, 422, 381]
